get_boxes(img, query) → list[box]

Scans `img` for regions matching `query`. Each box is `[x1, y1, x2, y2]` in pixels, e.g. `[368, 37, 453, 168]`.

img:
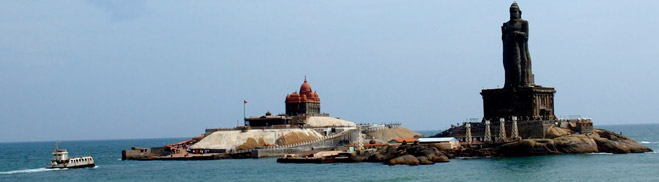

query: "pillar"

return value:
[484, 120, 492, 142]
[465, 122, 472, 145]
[498, 118, 507, 142]
[511, 116, 520, 140]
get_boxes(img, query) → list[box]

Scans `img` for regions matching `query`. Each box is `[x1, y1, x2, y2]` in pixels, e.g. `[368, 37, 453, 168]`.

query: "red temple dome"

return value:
[300, 80, 312, 94]
[285, 78, 320, 103]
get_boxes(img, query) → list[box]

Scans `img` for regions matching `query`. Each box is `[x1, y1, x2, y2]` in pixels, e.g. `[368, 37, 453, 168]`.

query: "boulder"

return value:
[387, 155, 420, 165]
[430, 153, 450, 163]
[546, 127, 572, 139]
[421, 147, 449, 163]
[593, 137, 629, 154]
[554, 135, 598, 153]
[496, 139, 560, 156]
[593, 129, 626, 140]
[592, 137, 652, 154]
[370, 144, 450, 165]
[404, 144, 450, 163]
[496, 128, 652, 156]
[405, 145, 429, 156]
[591, 129, 652, 153]
[622, 140, 653, 153]
[416, 156, 434, 165]
[368, 146, 396, 162]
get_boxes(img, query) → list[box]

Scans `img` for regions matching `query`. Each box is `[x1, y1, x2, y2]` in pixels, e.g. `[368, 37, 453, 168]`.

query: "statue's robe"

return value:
[502, 19, 534, 88]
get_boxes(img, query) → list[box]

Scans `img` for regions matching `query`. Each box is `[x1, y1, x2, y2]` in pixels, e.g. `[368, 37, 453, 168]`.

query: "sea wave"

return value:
[0, 168, 65, 175]
[587, 152, 613, 155]
[639, 141, 657, 144]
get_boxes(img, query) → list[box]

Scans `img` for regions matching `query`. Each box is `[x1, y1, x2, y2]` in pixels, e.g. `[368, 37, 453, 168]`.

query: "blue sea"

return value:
[1, 124, 658, 182]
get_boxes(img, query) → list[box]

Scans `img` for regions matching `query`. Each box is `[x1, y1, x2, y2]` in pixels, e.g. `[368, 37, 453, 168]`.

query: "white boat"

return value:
[48, 142, 95, 169]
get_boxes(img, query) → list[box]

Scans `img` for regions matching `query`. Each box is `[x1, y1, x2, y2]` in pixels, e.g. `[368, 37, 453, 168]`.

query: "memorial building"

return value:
[480, 2, 556, 122]
[436, 2, 592, 141]
[285, 77, 321, 116]
[245, 77, 329, 127]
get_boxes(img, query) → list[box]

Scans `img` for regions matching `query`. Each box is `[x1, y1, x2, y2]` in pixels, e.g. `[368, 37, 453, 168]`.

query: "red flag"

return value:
[244, 100, 248, 104]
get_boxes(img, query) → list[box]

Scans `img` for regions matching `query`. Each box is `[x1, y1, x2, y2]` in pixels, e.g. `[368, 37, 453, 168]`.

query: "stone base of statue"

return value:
[481, 86, 556, 121]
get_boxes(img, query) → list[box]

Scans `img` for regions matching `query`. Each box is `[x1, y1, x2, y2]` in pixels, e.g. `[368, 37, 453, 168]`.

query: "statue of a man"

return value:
[502, 2, 534, 88]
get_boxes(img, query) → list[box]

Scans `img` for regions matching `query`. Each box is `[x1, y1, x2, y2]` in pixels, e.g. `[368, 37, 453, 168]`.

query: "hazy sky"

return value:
[1, 1, 658, 142]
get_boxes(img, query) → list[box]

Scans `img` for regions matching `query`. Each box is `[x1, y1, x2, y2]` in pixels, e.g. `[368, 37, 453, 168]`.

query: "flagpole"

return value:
[243, 100, 246, 126]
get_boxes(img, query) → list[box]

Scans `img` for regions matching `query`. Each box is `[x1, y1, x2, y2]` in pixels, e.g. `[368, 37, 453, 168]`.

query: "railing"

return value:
[256, 129, 356, 150]
[360, 123, 401, 133]
[205, 128, 242, 133]
[208, 124, 358, 133]
[234, 149, 252, 154]
[226, 129, 357, 154]
[556, 118, 592, 122]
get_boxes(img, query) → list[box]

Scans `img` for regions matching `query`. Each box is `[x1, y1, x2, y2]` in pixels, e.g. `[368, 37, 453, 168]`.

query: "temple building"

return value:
[245, 77, 336, 127]
[285, 78, 321, 116]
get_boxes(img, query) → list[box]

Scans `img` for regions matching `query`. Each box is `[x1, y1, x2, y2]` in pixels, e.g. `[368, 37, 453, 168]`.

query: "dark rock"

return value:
[593, 137, 629, 154]
[592, 129, 652, 153]
[546, 127, 572, 139]
[351, 150, 373, 162]
[593, 136, 652, 154]
[368, 146, 396, 162]
[422, 147, 449, 163]
[554, 135, 598, 153]
[387, 155, 419, 166]
[430, 153, 450, 163]
[594, 129, 626, 140]
[365, 144, 450, 165]
[416, 156, 434, 165]
[496, 139, 560, 156]
[494, 128, 651, 156]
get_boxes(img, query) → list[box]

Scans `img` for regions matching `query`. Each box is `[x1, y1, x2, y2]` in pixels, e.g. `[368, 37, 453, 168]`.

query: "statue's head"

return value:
[509, 2, 522, 20]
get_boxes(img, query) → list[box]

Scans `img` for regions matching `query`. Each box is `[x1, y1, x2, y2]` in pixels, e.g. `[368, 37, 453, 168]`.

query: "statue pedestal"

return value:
[481, 86, 556, 121]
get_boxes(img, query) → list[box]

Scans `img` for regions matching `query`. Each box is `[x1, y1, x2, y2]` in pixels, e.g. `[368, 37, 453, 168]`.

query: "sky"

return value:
[1, 1, 658, 142]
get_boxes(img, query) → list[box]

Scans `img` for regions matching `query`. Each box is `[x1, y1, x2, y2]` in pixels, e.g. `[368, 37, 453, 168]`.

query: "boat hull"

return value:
[48, 163, 95, 169]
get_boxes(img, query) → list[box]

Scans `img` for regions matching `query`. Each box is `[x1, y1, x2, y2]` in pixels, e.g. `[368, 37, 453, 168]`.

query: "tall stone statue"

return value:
[482, 2, 556, 122]
[502, 2, 534, 88]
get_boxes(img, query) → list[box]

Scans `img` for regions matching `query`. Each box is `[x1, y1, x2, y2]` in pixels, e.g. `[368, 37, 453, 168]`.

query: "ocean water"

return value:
[1, 124, 658, 182]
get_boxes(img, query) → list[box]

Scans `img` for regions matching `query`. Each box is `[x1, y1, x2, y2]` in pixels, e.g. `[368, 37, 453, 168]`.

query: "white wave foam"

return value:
[639, 141, 657, 144]
[0, 168, 65, 175]
[587, 152, 613, 155]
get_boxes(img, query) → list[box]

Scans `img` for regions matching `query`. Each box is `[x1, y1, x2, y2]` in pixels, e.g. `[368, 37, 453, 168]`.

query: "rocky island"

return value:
[307, 2, 653, 165]
[122, 3, 652, 165]
[434, 2, 651, 158]
[337, 125, 651, 166]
